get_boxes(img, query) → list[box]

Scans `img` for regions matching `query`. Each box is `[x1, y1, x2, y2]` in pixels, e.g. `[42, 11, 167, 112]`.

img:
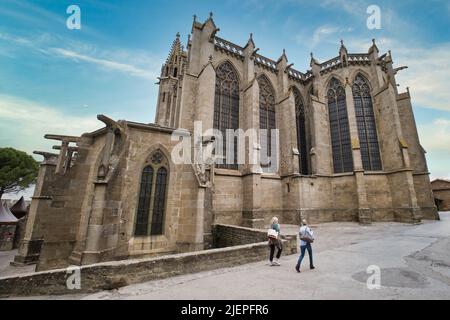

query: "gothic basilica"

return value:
[13, 14, 438, 271]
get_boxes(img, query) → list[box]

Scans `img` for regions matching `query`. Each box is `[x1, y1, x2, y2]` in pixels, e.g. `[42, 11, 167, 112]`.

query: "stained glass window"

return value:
[135, 166, 154, 236]
[293, 87, 309, 175]
[258, 75, 276, 173]
[352, 74, 382, 171]
[134, 150, 169, 236]
[327, 77, 354, 173]
[213, 62, 240, 170]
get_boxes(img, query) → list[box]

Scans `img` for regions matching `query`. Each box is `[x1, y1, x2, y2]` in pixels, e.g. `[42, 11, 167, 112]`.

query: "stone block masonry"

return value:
[212, 224, 298, 255]
[0, 225, 298, 297]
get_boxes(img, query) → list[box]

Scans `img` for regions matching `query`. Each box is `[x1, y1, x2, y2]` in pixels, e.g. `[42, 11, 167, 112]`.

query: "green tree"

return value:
[0, 148, 39, 200]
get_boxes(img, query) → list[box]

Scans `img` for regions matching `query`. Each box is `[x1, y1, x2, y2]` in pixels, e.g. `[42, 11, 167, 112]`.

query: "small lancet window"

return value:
[134, 150, 169, 236]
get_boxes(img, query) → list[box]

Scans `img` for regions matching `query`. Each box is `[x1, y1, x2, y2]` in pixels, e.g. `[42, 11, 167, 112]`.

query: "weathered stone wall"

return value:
[413, 174, 439, 220]
[36, 135, 104, 271]
[213, 224, 267, 248]
[212, 224, 298, 256]
[213, 173, 243, 226]
[397, 93, 428, 173]
[0, 225, 16, 251]
[13, 217, 27, 249]
[365, 174, 394, 221]
[0, 239, 295, 298]
[116, 129, 183, 260]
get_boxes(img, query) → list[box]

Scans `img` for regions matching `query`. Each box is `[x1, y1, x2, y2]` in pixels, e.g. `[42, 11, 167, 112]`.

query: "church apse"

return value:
[13, 14, 438, 271]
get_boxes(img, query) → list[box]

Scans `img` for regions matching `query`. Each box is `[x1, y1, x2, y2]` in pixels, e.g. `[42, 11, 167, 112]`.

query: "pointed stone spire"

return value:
[310, 52, 319, 66]
[277, 48, 288, 64]
[245, 32, 256, 50]
[310, 52, 321, 76]
[339, 39, 348, 55]
[369, 38, 378, 53]
[368, 38, 379, 61]
[339, 39, 348, 67]
[243, 33, 256, 84]
[204, 11, 217, 28]
[161, 33, 184, 78]
[165, 32, 182, 64]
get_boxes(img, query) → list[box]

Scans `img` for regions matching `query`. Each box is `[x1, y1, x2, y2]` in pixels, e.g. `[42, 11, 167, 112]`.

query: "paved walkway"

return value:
[5, 212, 449, 300]
[0, 250, 34, 278]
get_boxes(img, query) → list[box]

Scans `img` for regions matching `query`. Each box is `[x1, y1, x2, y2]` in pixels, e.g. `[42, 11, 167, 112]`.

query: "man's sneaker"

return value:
[272, 260, 281, 266]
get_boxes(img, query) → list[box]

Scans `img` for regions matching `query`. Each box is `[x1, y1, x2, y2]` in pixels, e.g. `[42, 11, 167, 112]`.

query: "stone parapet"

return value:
[0, 228, 297, 297]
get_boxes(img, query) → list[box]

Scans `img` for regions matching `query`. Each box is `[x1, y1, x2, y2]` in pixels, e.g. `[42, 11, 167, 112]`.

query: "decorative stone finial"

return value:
[209, 12, 213, 19]
[310, 52, 314, 59]
[372, 38, 376, 46]
[193, 14, 197, 22]
[250, 33, 253, 40]
[176, 32, 180, 38]
[340, 39, 344, 46]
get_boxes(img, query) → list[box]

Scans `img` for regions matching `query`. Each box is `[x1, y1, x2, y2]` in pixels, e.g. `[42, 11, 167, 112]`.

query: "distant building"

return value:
[431, 179, 450, 211]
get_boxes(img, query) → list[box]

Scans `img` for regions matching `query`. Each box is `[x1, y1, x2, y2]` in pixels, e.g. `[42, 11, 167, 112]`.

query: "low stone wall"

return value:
[213, 224, 268, 247]
[0, 225, 298, 297]
[212, 224, 298, 255]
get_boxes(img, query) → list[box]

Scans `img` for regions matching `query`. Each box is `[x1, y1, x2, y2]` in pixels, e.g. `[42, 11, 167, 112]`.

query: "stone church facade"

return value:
[14, 15, 438, 271]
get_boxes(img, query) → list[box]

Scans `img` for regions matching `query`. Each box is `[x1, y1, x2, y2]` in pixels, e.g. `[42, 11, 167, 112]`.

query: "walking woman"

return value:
[295, 219, 315, 273]
[268, 217, 283, 266]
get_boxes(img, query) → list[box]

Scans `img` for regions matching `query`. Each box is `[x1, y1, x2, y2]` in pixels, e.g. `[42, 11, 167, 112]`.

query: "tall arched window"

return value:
[352, 74, 382, 171]
[258, 75, 276, 173]
[134, 150, 169, 236]
[293, 87, 309, 175]
[214, 62, 240, 170]
[327, 77, 354, 173]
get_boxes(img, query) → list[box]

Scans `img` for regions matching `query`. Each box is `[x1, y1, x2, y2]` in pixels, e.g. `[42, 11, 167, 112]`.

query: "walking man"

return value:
[295, 219, 315, 273]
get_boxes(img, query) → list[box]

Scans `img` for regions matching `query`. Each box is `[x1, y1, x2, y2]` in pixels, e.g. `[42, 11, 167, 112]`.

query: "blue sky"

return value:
[0, 0, 449, 197]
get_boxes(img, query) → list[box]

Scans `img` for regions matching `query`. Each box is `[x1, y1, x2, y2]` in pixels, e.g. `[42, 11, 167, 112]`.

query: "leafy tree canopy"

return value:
[0, 148, 39, 199]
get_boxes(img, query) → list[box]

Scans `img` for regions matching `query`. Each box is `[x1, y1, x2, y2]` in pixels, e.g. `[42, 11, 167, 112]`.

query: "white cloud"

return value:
[311, 25, 339, 47]
[0, 94, 101, 156]
[418, 118, 450, 153]
[393, 43, 450, 112]
[0, 30, 162, 80]
[318, 0, 367, 16]
[418, 118, 450, 179]
[305, 25, 353, 48]
[49, 48, 156, 80]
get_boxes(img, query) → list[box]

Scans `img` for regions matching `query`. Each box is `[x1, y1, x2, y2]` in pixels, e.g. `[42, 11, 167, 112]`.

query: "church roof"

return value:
[10, 196, 29, 219]
[431, 179, 450, 184]
[0, 202, 19, 225]
[213, 34, 377, 81]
